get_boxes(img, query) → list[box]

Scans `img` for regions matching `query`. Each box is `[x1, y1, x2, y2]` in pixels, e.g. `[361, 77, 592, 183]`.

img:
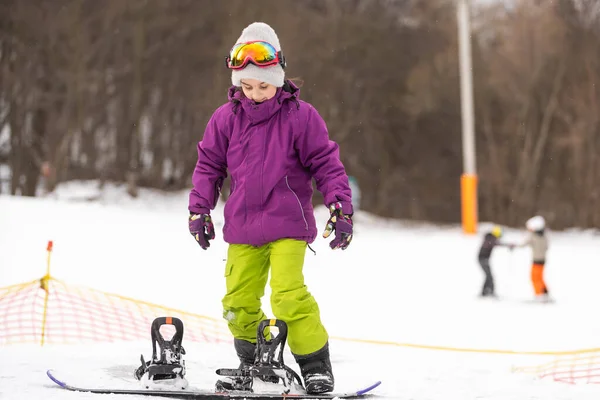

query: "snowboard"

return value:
[47, 369, 382, 399]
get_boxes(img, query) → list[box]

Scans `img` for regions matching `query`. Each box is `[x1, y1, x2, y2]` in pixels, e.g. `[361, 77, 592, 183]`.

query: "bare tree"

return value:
[1, 0, 598, 229]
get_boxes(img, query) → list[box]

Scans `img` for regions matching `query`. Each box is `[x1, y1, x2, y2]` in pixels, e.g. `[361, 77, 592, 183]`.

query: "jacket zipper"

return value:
[285, 176, 308, 230]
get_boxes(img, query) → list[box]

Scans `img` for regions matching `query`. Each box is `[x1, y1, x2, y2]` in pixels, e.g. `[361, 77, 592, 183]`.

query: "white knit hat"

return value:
[230, 22, 285, 88]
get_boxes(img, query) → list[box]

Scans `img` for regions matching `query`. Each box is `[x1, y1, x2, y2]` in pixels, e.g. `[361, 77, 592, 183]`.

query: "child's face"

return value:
[240, 79, 277, 103]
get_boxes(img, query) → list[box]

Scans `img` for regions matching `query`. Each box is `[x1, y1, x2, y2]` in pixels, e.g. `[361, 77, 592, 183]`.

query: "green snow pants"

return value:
[222, 238, 328, 356]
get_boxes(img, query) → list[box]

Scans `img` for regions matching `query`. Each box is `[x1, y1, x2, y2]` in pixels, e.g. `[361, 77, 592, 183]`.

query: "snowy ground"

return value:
[1, 180, 600, 399]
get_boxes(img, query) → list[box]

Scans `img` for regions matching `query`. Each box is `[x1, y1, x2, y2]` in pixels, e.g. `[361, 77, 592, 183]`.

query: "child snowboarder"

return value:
[187, 22, 353, 394]
[511, 216, 551, 302]
[477, 225, 510, 297]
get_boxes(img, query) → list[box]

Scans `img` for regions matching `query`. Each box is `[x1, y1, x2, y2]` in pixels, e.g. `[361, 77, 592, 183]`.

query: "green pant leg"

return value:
[268, 239, 329, 355]
[222, 243, 270, 343]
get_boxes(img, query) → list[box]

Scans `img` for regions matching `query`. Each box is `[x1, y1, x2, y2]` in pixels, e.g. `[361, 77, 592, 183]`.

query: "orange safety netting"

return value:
[514, 351, 600, 384]
[0, 276, 231, 346]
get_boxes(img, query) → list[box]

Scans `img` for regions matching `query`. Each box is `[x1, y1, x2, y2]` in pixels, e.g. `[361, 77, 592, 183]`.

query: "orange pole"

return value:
[40, 240, 54, 346]
[461, 174, 478, 234]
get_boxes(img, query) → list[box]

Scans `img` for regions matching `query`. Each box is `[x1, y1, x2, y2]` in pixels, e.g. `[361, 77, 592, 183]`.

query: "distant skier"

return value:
[187, 22, 353, 394]
[510, 216, 551, 302]
[477, 225, 510, 297]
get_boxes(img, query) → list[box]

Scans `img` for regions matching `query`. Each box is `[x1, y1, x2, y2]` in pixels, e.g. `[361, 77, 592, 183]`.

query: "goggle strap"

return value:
[278, 51, 286, 69]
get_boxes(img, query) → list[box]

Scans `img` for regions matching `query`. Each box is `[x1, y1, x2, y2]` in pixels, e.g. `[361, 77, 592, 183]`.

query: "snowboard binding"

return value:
[216, 319, 303, 394]
[134, 316, 188, 390]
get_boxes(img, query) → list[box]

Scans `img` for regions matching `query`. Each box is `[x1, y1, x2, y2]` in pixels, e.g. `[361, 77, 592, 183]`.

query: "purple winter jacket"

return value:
[188, 81, 353, 247]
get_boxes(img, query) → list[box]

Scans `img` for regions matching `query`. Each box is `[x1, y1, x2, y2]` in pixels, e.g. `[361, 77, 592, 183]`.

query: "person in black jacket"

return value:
[478, 225, 510, 297]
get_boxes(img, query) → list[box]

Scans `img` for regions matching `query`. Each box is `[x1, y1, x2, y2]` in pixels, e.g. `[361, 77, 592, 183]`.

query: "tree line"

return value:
[1, 0, 599, 229]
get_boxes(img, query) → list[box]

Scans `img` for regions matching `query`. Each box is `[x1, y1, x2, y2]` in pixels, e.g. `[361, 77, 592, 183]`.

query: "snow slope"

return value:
[1, 181, 599, 399]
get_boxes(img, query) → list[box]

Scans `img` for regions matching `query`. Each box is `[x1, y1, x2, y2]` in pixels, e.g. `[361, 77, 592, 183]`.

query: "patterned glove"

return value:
[189, 213, 215, 250]
[322, 202, 353, 250]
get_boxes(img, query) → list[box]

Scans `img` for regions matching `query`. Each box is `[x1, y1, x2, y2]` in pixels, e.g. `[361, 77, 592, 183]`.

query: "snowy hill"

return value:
[1, 181, 600, 400]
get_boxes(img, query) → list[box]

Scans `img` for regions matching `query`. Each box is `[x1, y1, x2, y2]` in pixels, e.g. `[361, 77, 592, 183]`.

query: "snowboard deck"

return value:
[47, 369, 381, 399]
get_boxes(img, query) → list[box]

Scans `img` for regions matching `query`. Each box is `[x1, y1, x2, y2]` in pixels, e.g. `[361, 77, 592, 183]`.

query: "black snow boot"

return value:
[234, 338, 278, 384]
[293, 342, 334, 394]
[215, 339, 257, 392]
[234, 338, 256, 368]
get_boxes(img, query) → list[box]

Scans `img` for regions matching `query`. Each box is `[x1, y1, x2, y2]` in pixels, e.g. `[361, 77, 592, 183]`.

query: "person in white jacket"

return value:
[511, 216, 551, 302]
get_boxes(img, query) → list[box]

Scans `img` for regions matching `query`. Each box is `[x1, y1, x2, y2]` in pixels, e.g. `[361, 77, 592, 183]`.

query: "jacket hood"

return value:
[227, 80, 301, 123]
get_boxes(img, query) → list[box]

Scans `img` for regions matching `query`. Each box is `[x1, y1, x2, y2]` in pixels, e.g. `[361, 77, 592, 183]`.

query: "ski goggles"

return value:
[225, 41, 286, 70]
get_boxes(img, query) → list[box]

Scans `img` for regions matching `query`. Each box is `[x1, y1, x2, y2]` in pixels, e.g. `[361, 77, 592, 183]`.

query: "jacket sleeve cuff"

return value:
[189, 206, 211, 215]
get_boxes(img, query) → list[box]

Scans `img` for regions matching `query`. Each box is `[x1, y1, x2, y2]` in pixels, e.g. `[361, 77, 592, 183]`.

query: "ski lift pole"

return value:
[40, 240, 54, 346]
[457, 0, 478, 234]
